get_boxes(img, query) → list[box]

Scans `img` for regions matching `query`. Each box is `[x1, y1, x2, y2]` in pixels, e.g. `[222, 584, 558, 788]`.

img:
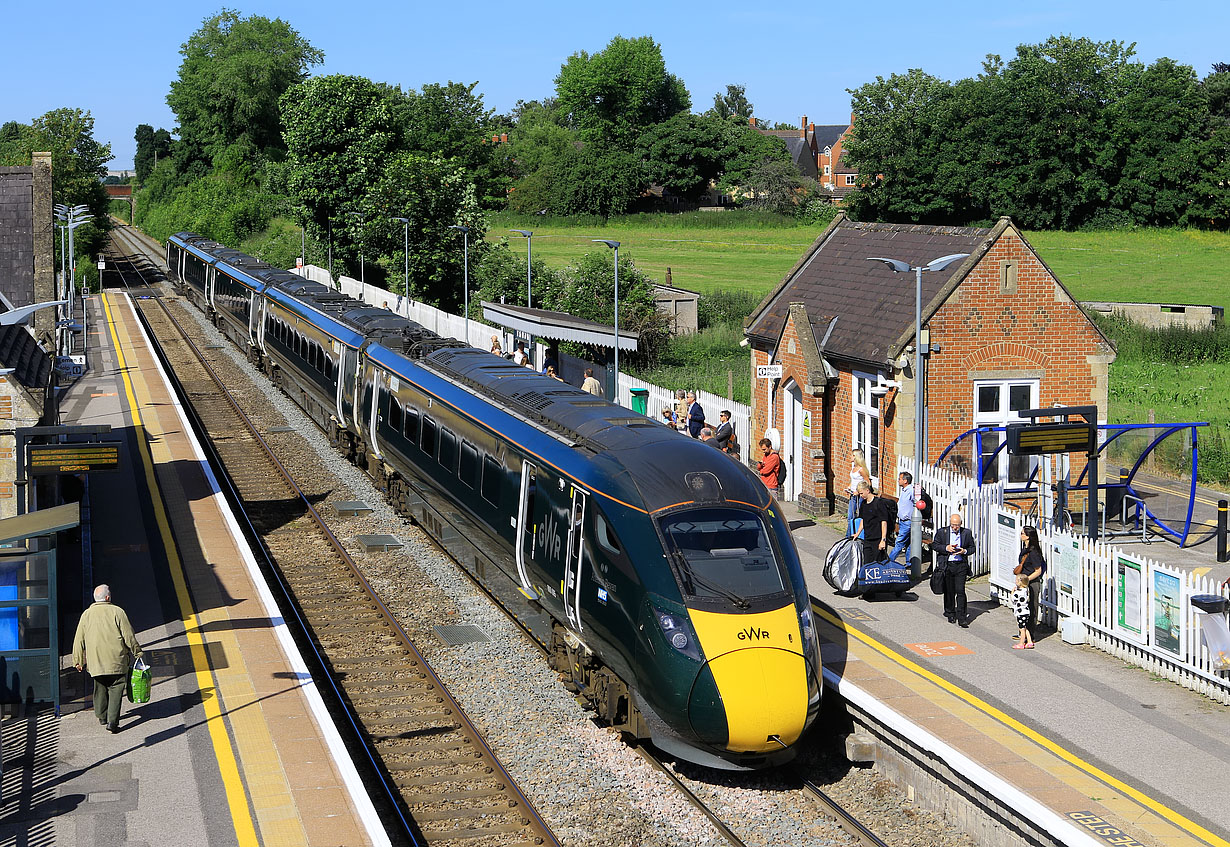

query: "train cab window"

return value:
[658, 509, 787, 602]
[481, 456, 501, 506]
[404, 408, 420, 443]
[421, 416, 438, 458]
[594, 512, 623, 555]
[439, 428, 458, 472]
[459, 441, 478, 488]
[388, 399, 404, 434]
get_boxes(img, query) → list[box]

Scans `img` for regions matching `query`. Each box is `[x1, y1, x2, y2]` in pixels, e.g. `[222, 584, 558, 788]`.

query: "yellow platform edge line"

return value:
[102, 292, 261, 847]
[815, 604, 1229, 847]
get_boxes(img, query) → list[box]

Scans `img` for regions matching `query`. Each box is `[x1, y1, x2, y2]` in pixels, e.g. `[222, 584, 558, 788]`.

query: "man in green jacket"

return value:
[73, 584, 143, 732]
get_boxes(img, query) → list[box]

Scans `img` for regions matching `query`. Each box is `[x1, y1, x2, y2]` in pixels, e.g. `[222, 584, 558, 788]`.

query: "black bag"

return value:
[929, 560, 947, 595]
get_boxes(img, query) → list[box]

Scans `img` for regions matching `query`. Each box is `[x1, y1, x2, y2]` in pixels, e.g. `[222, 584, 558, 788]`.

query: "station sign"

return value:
[1006, 421, 1095, 455]
[28, 443, 120, 475]
[755, 364, 783, 380]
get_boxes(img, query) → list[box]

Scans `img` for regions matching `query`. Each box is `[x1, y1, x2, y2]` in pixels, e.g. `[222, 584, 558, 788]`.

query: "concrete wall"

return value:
[1083, 301, 1222, 330]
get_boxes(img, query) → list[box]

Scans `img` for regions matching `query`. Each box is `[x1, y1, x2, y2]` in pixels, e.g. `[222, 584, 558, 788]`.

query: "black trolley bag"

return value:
[856, 557, 911, 598]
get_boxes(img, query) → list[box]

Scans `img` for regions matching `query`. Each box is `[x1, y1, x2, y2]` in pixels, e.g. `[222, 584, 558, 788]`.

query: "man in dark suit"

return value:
[713, 410, 735, 453]
[685, 392, 705, 438]
[931, 512, 976, 627]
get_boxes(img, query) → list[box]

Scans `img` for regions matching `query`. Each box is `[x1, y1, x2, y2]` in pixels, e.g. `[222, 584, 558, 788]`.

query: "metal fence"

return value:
[901, 455, 1230, 703]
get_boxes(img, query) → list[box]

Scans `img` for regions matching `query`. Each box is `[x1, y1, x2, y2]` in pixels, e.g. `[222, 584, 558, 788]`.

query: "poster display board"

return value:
[991, 510, 1019, 592]
[1056, 537, 1080, 598]
[1149, 566, 1185, 658]
[1114, 554, 1146, 643]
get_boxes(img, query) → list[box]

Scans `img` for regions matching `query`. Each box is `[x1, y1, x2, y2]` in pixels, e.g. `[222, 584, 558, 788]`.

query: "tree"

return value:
[635, 113, 728, 200]
[167, 10, 323, 175]
[746, 159, 819, 214]
[1204, 62, 1230, 126]
[543, 145, 645, 218]
[281, 75, 406, 270]
[554, 35, 690, 148]
[402, 81, 511, 208]
[717, 120, 791, 192]
[134, 124, 173, 183]
[706, 84, 753, 122]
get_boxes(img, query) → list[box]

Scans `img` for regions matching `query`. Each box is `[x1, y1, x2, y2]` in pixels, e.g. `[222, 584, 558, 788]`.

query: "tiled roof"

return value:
[781, 137, 818, 178]
[745, 215, 1003, 367]
[0, 324, 50, 392]
[812, 125, 848, 150]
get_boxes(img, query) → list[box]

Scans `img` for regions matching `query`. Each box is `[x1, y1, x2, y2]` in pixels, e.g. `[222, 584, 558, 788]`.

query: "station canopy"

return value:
[481, 302, 639, 352]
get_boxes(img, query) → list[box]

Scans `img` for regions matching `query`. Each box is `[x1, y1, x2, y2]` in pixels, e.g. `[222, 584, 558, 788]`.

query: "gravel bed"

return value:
[152, 284, 973, 847]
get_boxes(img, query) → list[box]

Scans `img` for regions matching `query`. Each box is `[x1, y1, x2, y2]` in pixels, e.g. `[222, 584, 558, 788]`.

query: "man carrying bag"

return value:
[73, 584, 143, 733]
[931, 513, 975, 627]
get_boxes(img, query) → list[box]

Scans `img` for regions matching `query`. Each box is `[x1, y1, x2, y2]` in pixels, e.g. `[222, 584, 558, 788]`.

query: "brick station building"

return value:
[743, 214, 1115, 515]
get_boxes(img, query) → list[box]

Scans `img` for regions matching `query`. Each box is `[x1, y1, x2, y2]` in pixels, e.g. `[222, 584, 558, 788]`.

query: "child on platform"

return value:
[1011, 573, 1035, 649]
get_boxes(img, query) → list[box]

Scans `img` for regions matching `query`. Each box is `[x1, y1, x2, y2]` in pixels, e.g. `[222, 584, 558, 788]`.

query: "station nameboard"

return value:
[28, 443, 121, 475]
[1006, 422, 1095, 455]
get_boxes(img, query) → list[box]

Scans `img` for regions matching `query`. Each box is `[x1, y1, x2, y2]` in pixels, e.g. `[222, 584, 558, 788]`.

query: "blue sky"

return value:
[4, 0, 1226, 170]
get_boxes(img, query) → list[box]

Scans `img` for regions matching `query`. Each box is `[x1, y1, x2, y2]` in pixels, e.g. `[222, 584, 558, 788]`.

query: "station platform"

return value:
[0, 292, 387, 846]
[785, 502, 1230, 847]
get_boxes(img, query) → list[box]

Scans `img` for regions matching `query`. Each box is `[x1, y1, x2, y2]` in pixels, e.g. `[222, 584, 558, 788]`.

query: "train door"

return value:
[335, 344, 350, 429]
[205, 265, 215, 309]
[514, 463, 541, 599]
[367, 370, 384, 461]
[563, 486, 588, 633]
[247, 291, 260, 346]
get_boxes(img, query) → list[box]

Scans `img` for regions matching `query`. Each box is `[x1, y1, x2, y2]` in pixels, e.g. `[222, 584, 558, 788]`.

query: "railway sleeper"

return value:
[419, 822, 534, 841]
[412, 803, 524, 823]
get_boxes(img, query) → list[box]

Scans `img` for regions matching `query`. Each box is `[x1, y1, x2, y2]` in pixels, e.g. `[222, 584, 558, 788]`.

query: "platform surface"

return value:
[0, 293, 384, 847]
[785, 501, 1230, 847]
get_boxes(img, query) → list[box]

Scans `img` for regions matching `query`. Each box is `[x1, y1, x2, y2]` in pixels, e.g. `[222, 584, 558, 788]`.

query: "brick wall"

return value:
[0, 168, 35, 308]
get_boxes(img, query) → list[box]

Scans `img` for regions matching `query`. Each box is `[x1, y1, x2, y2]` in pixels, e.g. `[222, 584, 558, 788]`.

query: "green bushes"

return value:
[1093, 311, 1230, 364]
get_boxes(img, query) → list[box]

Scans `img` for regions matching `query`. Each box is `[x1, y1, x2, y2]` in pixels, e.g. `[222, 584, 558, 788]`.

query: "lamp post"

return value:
[451, 225, 470, 345]
[866, 252, 969, 578]
[509, 229, 532, 308]
[348, 211, 365, 285]
[392, 217, 409, 295]
[54, 205, 91, 349]
[592, 240, 621, 405]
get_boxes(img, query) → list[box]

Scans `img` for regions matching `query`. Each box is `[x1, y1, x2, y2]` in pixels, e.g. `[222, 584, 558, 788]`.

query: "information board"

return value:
[28, 443, 120, 475]
[1115, 554, 1145, 642]
[1150, 566, 1185, 658]
[991, 510, 1019, 592]
[1006, 421, 1095, 455]
[756, 364, 783, 380]
[1056, 537, 1080, 598]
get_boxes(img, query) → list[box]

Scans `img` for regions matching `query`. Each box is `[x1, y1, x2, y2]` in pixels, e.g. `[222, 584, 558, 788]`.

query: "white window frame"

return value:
[852, 371, 882, 488]
[973, 379, 1039, 486]
[844, 174, 857, 186]
[823, 164, 831, 176]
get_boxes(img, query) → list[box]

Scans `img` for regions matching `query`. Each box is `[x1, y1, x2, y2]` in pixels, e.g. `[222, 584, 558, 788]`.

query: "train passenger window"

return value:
[594, 512, 623, 555]
[421, 416, 438, 458]
[388, 399, 404, 434]
[481, 456, 501, 506]
[459, 441, 478, 488]
[404, 408, 419, 443]
[439, 429, 458, 473]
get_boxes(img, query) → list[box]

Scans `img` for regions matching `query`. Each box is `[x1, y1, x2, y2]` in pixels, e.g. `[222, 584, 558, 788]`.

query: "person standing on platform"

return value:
[1016, 525, 1046, 630]
[714, 410, 735, 453]
[512, 341, 528, 366]
[490, 335, 503, 356]
[757, 439, 783, 495]
[854, 481, 890, 565]
[581, 367, 602, 396]
[684, 392, 705, 438]
[844, 450, 872, 538]
[888, 471, 918, 563]
[1010, 574, 1036, 649]
[72, 584, 143, 733]
[932, 513, 975, 627]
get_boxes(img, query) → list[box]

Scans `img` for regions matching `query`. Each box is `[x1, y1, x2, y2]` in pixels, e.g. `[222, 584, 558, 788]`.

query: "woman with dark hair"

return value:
[1015, 525, 1046, 633]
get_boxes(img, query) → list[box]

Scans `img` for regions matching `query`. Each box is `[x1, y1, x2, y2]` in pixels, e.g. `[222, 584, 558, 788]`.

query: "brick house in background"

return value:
[743, 213, 1115, 516]
[754, 115, 857, 199]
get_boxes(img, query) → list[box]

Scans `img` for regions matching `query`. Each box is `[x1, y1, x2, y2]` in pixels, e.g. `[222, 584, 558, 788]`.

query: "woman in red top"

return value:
[757, 438, 783, 493]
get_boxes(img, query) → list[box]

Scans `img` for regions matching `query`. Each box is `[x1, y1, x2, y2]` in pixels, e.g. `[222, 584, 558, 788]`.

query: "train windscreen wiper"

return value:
[669, 550, 749, 609]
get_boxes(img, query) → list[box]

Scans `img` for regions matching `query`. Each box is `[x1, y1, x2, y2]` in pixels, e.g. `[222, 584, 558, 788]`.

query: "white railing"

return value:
[906, 454, 1230, 703]
[617, 373, 752, 463]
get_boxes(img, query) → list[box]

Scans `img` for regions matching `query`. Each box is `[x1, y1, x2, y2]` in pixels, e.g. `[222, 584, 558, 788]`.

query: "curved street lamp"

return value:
[866, 252, 969, 576]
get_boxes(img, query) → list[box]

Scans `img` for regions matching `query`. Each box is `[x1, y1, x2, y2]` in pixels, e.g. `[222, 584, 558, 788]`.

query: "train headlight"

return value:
[653, 606, 703, 661]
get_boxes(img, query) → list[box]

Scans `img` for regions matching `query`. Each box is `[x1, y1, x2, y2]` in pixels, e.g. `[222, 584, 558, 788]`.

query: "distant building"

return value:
[754, 115, 858, 200]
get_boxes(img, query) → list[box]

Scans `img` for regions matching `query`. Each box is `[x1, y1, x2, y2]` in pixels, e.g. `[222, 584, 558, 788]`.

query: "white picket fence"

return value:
[896, 457, 1005, 576]
[294, 266, 755, 459]
[905, 455, 1230, 703]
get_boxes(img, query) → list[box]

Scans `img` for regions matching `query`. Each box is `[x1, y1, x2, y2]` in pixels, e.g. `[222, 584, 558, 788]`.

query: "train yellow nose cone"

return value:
[697, 648, 809, 753]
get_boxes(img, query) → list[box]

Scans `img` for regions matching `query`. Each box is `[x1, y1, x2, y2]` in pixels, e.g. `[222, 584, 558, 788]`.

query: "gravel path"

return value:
[154, 284, 975, 847]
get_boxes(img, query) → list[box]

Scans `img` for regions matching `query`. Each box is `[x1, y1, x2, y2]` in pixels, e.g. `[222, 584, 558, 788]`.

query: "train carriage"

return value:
[165, 232, 822, 770]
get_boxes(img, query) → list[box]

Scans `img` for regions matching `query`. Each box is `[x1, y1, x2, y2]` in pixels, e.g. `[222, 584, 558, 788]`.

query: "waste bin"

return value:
[629, 388, 649, 416]
[1191, 594, 1230, 671]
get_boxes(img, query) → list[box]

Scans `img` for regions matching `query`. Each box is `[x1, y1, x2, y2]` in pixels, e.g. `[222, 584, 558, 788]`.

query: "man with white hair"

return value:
[931, 513, 976, 627]
[72, 585, 143, 732]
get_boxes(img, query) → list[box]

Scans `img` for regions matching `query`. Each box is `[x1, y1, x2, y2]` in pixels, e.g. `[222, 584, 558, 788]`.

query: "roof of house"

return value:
[812, 125, 848, 150]
[781, 137, 818, 178]
[744, 214, 1007, 367]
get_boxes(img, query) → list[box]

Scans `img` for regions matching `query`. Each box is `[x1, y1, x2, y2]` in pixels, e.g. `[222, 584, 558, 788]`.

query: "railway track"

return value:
[107, 223, 902, 847]
[105, 225, 559, 847]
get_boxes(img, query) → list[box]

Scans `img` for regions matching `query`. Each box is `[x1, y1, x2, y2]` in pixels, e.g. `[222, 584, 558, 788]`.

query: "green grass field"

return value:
[490, 213, 1230, 310]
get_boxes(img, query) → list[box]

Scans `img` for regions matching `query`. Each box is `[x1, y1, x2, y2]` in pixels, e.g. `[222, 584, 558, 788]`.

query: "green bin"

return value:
[629, 388, 649, 416]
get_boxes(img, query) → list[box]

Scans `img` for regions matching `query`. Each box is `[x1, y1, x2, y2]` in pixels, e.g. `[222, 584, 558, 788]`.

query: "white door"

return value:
[782, 380, 804, 500]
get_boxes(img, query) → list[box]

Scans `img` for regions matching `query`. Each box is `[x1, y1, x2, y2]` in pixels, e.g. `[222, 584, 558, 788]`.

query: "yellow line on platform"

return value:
[102, 293, 260, 847]
[815, 604, 1229, 847]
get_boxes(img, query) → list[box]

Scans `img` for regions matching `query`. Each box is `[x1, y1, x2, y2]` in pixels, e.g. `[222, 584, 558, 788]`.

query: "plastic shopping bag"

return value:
[128, 656, 151, 704]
